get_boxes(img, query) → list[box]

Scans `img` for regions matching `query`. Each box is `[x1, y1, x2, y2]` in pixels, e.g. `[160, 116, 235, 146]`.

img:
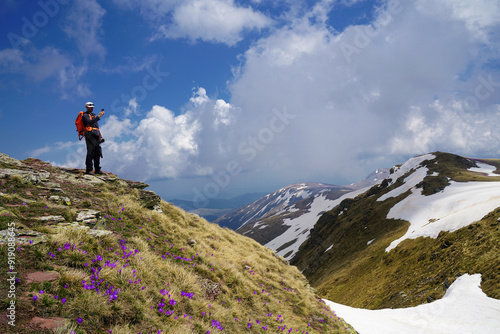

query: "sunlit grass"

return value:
[19, 196, 355, 333]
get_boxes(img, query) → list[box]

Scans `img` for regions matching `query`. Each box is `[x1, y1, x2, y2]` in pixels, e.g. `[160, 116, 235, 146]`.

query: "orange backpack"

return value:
[75, 111, 86, 140]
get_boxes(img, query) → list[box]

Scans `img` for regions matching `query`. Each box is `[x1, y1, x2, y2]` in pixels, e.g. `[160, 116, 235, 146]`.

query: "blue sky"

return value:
[1, 0, 500, 204]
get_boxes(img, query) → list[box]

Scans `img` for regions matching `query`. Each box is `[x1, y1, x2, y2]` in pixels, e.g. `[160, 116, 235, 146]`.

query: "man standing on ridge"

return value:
[82, 101, 105, 174]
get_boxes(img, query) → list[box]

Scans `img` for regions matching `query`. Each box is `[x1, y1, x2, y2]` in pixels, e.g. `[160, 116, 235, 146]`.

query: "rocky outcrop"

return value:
[0, 154, 162, 246]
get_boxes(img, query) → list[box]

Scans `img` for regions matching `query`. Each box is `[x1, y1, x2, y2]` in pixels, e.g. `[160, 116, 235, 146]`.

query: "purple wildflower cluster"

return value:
[211, 319, 224, 331]
[156, 288, 197, 318]
[82, 255, 121, 302]
[57, 242, 87, 253]
[180, 291, 194, 299]
[157, 288, 177, 316]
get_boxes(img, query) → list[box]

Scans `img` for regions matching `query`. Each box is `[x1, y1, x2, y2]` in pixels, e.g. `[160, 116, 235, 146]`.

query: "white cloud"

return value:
[213, 99, 233, 128]
[96, 104, 202, 181]
[63, 0, 107, 58]
[391, 101, 500, 156]
[415, 0, 500, 41]
[190, 87, 210, 106]
[123, 98, 141, 117]
[159, 0, 272, 45]
[226, 0, 500, 184]
[100, 115, 135, 140]
[116, 0, 271, 46]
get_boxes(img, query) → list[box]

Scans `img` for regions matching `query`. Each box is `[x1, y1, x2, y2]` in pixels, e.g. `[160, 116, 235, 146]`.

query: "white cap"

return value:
[85, 102, 94, 108]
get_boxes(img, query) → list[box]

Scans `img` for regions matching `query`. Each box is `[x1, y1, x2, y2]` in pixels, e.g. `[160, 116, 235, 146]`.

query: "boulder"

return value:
[139, 190, 161, 209]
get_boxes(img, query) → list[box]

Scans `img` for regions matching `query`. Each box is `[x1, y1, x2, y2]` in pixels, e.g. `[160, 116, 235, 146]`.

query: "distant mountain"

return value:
[169, 192, 266, 221]
[291, 152, 500, 309]
[232, 169, 389, 260]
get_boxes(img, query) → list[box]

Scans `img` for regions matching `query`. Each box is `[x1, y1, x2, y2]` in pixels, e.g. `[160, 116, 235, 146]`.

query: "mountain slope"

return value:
[215, 183, 347, 230]
[233, 169, 389, 260]
[0, 153, 355, 334]
[291, 152, 500, 309]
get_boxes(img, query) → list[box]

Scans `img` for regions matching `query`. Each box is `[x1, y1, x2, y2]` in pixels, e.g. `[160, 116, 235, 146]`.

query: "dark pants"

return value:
[85, 131, 101, 172]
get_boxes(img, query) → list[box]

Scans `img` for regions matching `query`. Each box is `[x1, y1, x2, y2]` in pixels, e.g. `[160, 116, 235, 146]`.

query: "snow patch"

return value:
[385, 180, 500, 252]
[325, 274, 500, 334]
[378, 165, 429, 201]
[386, 154, 436, 184]
[470, 162, 498, 176]
[265, 186, 374, 260]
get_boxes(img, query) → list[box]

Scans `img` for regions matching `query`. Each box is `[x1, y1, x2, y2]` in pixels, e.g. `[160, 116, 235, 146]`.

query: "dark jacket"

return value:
[82, 111, 101, 137]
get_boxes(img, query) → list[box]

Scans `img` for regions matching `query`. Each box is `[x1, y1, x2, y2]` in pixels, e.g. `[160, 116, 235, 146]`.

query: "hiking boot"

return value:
[95, 170, 104, 175]
[85, 170, 94, 175]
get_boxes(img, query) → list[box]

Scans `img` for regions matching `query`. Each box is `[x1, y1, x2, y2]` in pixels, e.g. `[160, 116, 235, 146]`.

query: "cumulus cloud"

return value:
[391, 101, 500, 156]
[70, 88, 238, 183]
[226, 0, 500, 185]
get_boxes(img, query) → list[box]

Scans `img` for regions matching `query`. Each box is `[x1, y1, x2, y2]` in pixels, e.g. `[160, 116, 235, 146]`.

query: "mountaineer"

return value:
[82, 102, 105, 174]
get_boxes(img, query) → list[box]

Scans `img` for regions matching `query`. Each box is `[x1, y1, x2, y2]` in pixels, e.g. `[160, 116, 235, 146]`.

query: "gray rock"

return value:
[153, 204, 163, 213]
[49, 195, 71, 206]
[139, 190, 161, 209]
[0, 168, 50, 185]
[0, 153, 23, 166]
[37, 215, 65, 223]
[87, 229, 113, 237]
[0, 228, 47, 246]
[76, 209, 101, 225]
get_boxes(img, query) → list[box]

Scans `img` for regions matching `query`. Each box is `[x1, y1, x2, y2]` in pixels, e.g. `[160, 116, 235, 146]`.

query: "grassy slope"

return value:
[292, 152, 500, 309]
[0, 157, 356, 334]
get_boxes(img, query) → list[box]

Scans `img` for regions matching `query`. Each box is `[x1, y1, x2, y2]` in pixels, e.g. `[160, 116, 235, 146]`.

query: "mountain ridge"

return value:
[223, 169, 390, 260]
[291, 152, 500, 309]
[216, 168, 390, 232]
